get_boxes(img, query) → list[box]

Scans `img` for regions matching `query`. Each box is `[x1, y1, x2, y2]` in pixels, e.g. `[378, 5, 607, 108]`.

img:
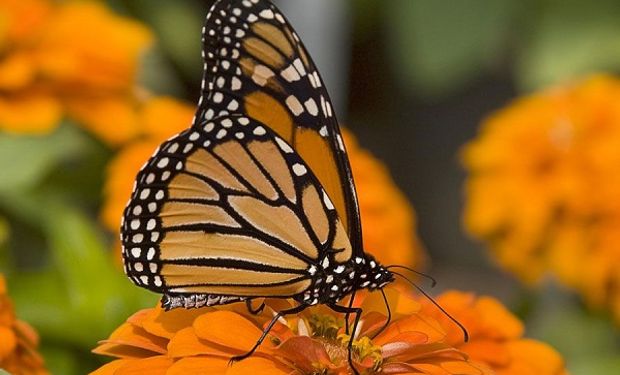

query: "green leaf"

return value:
[385, 0, 515, 97]
[0, 369, 12, 375]
[40, 345, 81, 375]
[46, 204, 155, 343]
[571, 356, 620, 375]
[516, 0, 620, 90]
[0, 125, 88, 194]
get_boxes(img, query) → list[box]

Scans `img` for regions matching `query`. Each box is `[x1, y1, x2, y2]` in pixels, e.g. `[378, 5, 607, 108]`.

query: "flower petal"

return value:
[88, 359, 131, 375]
[93, 322, 167, 357]
[504, 339, 566, 375]
[114, 356, 173, 375]
[0, 93, 62, 134]
[139, 97, 194, 140]
[374, 315, 443, 346]
[226, 357, 289, 375]
[381, 332, 429, 358]
[274, 336, 331, 373]
[66, 97, 139, 146]
[193, 311, 268, 353]
[0, 326, 17, 359]
[440, 360, 489, 375]
[166, 356, 229, 375]
[142, 306, 206, 339]
[460, 340, 509, 367]
[382, 362, 426, 374]
[167, 327, 231, 358]
[37, 2, 153, 92]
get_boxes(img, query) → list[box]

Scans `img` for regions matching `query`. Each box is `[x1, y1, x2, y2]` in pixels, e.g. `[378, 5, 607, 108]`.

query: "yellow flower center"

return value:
[306, 314, 383, 372]
[308, 314, 342, 339]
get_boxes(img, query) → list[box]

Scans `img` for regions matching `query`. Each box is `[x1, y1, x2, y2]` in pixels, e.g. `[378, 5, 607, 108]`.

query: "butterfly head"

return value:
[355, 254, 394, 291]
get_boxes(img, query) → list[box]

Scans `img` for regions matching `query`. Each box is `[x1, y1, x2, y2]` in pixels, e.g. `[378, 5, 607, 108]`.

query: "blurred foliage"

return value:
[0, 126, 88, 195]
[517, 0, 620, 90]
[382, 0, 620, 96]
[127, 0, 205, 81]
[0, 126, 157, 374]
[385, 0, 515, 98]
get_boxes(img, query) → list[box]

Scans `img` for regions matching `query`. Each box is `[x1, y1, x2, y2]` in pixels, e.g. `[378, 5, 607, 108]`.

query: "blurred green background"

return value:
[1, 0, 619, 373]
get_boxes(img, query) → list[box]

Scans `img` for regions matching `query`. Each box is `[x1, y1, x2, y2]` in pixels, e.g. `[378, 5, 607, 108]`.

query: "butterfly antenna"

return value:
[387, 265, 437, 287]
[391, 271, 469, 342]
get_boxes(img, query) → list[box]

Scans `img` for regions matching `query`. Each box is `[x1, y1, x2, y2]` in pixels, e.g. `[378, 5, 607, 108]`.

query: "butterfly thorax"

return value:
[296, 253, 394, 306]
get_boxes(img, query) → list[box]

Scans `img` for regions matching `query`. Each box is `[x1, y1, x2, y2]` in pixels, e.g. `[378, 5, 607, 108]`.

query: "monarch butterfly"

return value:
[121, 0, 465, 372]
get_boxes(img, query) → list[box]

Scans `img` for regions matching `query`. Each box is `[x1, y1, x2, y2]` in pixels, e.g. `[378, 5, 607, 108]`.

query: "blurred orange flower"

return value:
[0, 0, 152, 141]
[101, 96, 195, 232]
[419, 291, 568, 375]
[92, 288, 503, 375]
[0, 274, 48, 375]
[462, 74, 620, 322]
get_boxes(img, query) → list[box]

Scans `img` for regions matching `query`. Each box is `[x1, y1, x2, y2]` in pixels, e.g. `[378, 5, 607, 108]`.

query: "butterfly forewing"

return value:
[121, 115, 353, 297]
[196, 0, 362, 251]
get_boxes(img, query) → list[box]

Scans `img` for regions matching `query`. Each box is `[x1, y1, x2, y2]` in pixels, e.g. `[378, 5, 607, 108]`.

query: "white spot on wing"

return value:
[231, 77, 242, 91]
[285, 95, 304, 116]
[253, 126, 266, 136]
[281, 65, 301, 82]
[337, 134, 345, 151]
[252, 65, 274, 86]
[292, 163, 307, 176]
[323, 191, 335, 210]
[157, 158, 169, 168]
[259, 9, 274, 19]
[293, 58, 306, 76]
[275, 137, 293, 153]
[304, 98, 319, 116]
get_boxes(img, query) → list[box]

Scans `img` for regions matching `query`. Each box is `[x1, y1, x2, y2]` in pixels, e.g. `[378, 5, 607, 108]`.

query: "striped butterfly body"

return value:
[121, 0, 394, 371]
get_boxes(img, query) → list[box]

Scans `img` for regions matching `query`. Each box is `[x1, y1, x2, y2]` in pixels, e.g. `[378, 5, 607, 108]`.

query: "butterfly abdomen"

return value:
[162, 293, 246, 310]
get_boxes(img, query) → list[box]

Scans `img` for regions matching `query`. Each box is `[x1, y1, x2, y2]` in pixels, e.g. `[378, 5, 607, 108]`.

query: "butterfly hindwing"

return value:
[195, 0, 362, 251]
[121, 115, 353, 298]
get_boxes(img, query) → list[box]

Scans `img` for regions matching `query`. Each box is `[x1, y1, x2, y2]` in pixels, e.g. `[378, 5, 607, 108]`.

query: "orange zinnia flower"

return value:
[0, 0, 152, 141]
[462, 74, 620, 323]
[91, 288, 480, 374]
[0, 274, 49, 375]
[418, 291, 568, 375]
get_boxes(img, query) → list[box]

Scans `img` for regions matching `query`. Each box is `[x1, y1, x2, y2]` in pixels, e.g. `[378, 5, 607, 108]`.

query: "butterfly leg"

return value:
[245, 299, 266, 315]
[328, 303, 362, 375]
[229, 303, 309, 364]
[344, 289, 357, 335]
[371, 288, 392, 339]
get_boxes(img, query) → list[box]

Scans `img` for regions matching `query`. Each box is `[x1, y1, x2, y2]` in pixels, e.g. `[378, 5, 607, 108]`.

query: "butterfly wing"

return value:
[195, 0, 362, 251]
[121, 115, 353, 297]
